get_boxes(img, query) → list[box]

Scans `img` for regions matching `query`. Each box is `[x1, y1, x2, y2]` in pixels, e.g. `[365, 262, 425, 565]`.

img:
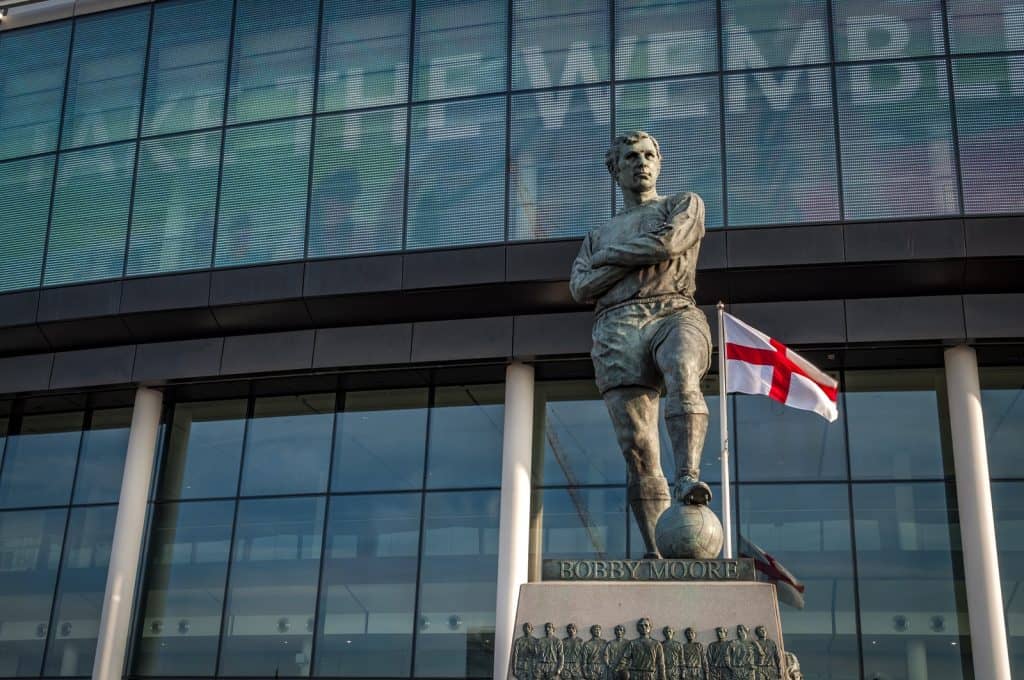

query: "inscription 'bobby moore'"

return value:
[543, 558, 755, 582]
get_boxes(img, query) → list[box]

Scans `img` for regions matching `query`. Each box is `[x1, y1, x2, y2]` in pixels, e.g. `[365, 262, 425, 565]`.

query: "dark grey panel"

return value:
[727, 225, 844, 268]
[304, 255, 403, 297]
[121, 308, 222, 342]
[0, 325, 51, 356]
[729, 300, 846, 345]
[121, 271, 211, 313]
[211, 300, 312, 333]
[220, 329, 315, 375]
[133, 337, 224, 382]
[38, 317, 134, 351]
[506, 241, 580, 282]
[403, 246, 505, 289]
[0, 291, 40, 328]
[965, 216, 1024, 258]
[845, 219, 965, 262]
[313, 324, 413, 368]
[0, 354, 53, 394]
[697, 230, 727, 270]
[210, 262, 305, 306]
[846, 296, 965, 343]
[50, 345, 136, 389]
[964, 258, 1024, 294]
[38, 281, 122, 321]
[512, 312, 592, 357]
[411, 316, 513, 362]
[964, 294, 1024, 339]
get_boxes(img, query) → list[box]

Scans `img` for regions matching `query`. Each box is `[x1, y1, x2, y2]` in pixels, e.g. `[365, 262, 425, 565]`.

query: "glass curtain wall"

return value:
[130, 382, 504, 679]
[0, 0, 1021, 291]
[531, 368, 973, 679]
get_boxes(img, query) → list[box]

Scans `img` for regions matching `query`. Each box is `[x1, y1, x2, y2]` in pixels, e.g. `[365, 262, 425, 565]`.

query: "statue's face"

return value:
[737, 626, 749, 641]
[567, 624, 577, 637]
[545, 622, 555, 636]
[615, 625, 626, 639]
[615, 137, 661, 194]
[637, 618, 652, 636]
[716, 627, 727, 641]
[591, 625, 602, 638]
[684, 628, 696, 642]
[523, 622, 533, 635]
[756, 626, 767, 639]
[663, 626, 673, 640]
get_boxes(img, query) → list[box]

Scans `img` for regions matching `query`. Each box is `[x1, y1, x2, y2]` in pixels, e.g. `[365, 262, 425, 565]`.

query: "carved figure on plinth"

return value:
[536, 622, 565, 680]
[680, 627, 708, 680]
[513, 622, 538, 680]
[727, 625, 756, 680]
[754, 626, 780, 680]
[662, 627, 684, 680]
[563, 623, 584, 679]
[783, 652, 803, 680]
[616, 618, 667, 680]
[570, 131, 719, 559]
[581, 625, 610, 680]
[606, 624, 630, 671]
[707, 627, 731, 680]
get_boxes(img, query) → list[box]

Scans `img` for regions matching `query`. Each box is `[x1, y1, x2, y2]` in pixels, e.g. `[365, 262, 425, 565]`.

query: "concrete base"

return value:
[509, 581, 787, 679]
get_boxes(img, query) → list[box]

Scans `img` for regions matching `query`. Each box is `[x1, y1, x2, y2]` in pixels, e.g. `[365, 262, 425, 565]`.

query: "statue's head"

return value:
[715, 626, 728, 640]
[636, 617, 653, 637]
[684, 627, 697, 642]
[662, 626, 674, 640]
[755, 625, 768, 639]
[544, 622, 555, 636]
[590, 624, 602, 639]
[614, 624, 626, 639]
[605, 131, 662, 195]
[736, 624, 749, 641]
[522, 622, 534, 635]
[567, 623, 578, 637]
[785, 651, 803, 680]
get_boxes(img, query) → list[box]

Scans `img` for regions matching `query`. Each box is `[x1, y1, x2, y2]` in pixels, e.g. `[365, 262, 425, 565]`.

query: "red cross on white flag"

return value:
[722, 311, 839, 422]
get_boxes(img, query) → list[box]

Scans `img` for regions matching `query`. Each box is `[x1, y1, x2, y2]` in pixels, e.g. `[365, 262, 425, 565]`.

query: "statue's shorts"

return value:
[534, 661, 559, 679]
[591, 295, 712, 409]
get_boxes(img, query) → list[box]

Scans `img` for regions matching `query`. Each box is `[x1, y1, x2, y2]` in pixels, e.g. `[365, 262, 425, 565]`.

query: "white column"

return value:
[944, 345, 1012, 680]
[92, 386, 164, 680]
[493, 362, 535, 680]
[906, 639, 928, 680]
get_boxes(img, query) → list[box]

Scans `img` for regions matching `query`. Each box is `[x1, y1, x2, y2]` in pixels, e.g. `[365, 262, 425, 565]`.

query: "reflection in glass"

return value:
[332, 389, 428, 493]
[43, 505, 116, 676]
[427, 385, 504, 489]
[315, 493, 421, 677]
[837, 60, 958, 220]
[0, 508, 67, 677]
[948, 0, 1024, 54]
[992, 481, 1024, 677]
[832, 0, 944, 61]
[309, 110, 407, 257]
[73, 408, 131, 505]
[615, 0, 717, 79]
[536, 487, 626, 561]
[132, 500, 234, 676]
[510, 87, 610, 241]
[414, 490, 500, 678]
[853, 482, 970, 680]
[318, 0, 411, 112]
[980, 367, 1024, 479]
[158, 400, 247, 500]
[739, 484, 860, 679]
[845, 370, 949, 480]
[0, 412, 83, 509]
[240, 394, 335, 496]
[512, 0, 609, 91]
[723, 0, 828, 70]
[413, 0, 507, 101]
[219, 496, 325, 676]
[0, 156, 53, 292]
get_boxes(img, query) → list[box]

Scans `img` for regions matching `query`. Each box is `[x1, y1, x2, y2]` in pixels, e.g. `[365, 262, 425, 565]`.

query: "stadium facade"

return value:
[0, 0, 1021, 678]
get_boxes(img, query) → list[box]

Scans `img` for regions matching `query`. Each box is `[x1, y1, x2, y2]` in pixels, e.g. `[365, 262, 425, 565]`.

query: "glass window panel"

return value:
[309, 109, 407, 257]
[216, 118, 311, 267]
[723, 0, 829, 70]
[980, 367, 1024, 479]
[536, 487, 627, 561]
[127, 130, 221, 276]
[42, 505, 116, 677]
[953, 56, 1024, 214]
[61, 7, 149, 149]
[845, 369, 950, 480]
[72, 408, 131, 505]
[45, 142, 135, 286]
[318, 0, 411, 112]
[735, 388, 846, 481]
[853, 482, 970, 680]
[0, 21, 71, 160]
[427, 385, 504, 489]
[414, 490, 500, 678]
[158, 400, 247, 500]
[219, 496, 325, 676]
[406, 96, 505, 249]
[0, 412, 83, 510]
[0, 508, 66, 677]
[142, 0, 232, 137]
[0, 156, 53, 292]
[512, 0, 609, 90]
[948, 0, 1024, 54]
[228, 0, 318, 124]
[132, 500, 234, 676]
[724, 67, 839, 226]
[615, 0, 718, 79]
[240, 394, 335, 496]
[332, 389, 428, 493]
[314, 493, 421, 677]
[510, 86, 609, 240]
[413, 0, 506, 101]
[992, 481, 1024, 677]
[832, 0, 945, 61]
[615, 76, 723, 227]
[739, 484, 860, 679]
[838, 59, 958, 219]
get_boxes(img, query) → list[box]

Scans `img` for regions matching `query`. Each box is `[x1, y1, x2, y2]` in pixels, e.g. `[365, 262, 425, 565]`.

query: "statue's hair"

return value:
[605, 131, 661, 176]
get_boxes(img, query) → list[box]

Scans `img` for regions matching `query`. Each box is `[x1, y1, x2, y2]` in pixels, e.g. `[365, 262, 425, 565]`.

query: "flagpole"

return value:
[717, 301, 733, 559]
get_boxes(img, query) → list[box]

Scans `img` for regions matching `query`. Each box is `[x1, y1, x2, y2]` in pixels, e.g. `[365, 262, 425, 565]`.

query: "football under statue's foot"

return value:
[675, 477, 712, 505]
